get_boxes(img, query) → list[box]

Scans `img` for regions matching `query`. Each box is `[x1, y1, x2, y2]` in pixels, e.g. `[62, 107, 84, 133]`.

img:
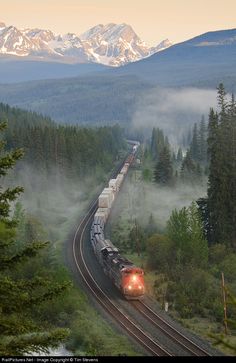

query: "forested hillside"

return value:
[0, 29, 235, 126]
[0, 75, 152, 125]
[0, 103, 137, 356]
[0, 103, 126, 180]
[108, 84, 236, 354]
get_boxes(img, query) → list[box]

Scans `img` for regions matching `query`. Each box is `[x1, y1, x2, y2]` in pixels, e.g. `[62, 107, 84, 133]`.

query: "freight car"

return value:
[90, 143, 145, 299]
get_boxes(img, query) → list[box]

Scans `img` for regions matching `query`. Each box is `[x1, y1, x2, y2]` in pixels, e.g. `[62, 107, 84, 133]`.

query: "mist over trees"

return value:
[0, 103, 132, 356]
[0, 103, 125, 185]
[143, 121, 208, 186]
[1, 79, 236, 354]
[119, 84, 236, 338]
[0, 121, 70, 355]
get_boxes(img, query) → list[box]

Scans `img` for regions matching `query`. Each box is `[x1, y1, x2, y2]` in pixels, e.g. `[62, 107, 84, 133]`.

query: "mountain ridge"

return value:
[113, 27, 236, 87]
[0, 21, 172, 67]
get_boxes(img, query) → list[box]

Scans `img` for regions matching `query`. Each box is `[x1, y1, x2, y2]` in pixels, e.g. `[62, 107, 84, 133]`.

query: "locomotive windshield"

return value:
[124, 269, 143, 275]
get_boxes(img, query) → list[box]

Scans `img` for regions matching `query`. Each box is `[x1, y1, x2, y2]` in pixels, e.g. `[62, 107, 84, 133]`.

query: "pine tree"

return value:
[154, 145, 173, 185]
[217, 83, 227, 116]
[0, 122, 24, 222]
[190, 123, 200, 161]
[176, 148, 183, 163]
[150, 128, 166, 161]
[0, 122, 69, 355]
[199, 116, 208, 163]
[207, 85, 236, 247]
[180, 150, 197, 183]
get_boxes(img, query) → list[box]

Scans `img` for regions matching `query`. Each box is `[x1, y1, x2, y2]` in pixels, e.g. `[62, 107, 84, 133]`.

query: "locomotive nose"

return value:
[125, 282, 144, 293]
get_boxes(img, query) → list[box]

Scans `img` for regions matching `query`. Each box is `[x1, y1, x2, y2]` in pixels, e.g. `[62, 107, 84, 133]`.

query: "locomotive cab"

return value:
[121, 267, 145, 299]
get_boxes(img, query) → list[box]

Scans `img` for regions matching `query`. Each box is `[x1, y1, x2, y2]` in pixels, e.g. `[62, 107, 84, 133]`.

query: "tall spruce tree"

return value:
[154, 145, 173, 185]
[199, 116, 208, 163]
[207, 85, 236, 248]
[150, 127, 166, 161]
[0, 122, 69, 355]
[190, 123, 200, 161]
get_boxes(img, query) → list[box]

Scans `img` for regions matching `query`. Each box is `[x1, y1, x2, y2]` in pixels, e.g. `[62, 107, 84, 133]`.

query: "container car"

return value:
[90, 144, 144, 299]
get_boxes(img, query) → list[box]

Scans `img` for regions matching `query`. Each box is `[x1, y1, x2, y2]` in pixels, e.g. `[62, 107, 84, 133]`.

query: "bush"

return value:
[146, 234, 173, 272]
[219, 254, 236, 282]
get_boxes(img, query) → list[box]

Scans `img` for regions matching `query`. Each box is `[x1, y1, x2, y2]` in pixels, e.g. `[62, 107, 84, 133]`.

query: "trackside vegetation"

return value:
[109, 84, 236, 355]
[0, 121, 70, 355]
[0, 105, 139, 356]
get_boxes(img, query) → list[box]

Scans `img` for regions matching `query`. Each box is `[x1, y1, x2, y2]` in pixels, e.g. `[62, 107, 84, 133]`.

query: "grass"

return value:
[63, 287, 141, 356]
[179, 317, 236, 356]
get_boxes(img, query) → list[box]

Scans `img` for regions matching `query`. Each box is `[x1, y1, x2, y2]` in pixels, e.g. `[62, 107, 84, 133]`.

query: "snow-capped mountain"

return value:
[0, 25, 43, 56]
[80, 23, 161, 66]
[0, 21, 172, 66]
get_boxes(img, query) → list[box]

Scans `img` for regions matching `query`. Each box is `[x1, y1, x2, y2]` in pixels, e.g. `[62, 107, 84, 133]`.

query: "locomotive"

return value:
[90, 143, 145, 299]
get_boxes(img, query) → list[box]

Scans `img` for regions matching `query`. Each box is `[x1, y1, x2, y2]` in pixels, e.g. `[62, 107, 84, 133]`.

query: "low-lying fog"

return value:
[122, 178, 207, 231]
[9, 164, 101, 243]
[132, 87, 218, 146]
[7, 86, 220, 239]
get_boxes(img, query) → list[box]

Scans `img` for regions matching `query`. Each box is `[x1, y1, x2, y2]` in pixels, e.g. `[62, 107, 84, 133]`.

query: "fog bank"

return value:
[132, 87, 217, 146]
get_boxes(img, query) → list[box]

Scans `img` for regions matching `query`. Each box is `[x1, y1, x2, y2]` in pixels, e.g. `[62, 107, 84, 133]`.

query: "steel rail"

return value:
[69, 150, 211, 356]
[131, 300, 211, 356]
[72, 198, 171, 356]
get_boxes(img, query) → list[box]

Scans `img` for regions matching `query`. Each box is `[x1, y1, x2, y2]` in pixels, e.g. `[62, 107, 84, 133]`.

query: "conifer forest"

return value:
[0, 82, 236, 356]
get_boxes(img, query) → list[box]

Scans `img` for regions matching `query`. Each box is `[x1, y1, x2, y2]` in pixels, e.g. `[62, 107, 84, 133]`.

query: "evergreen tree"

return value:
[180, 150, 197, 183]
[0, 122, 69, 355]
[196, 197, 212, 243]
[217, 83, 227, 116]
[207, 85, 236, 247]
[154, 145, 173, 185]
[190, 123, 200, 161]
[150, 127, 167, 161]
[176, 148, 183, 163]
[199, 116, 208, 163]
[0, 122, 24, 222]
[3, 101, 125, 184]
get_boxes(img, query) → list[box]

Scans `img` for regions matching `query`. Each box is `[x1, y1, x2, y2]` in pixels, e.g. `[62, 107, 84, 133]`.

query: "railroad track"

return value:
[69, 153, 212, 356]
[131, 300, 211, 356]
[72, 199, 171, 356]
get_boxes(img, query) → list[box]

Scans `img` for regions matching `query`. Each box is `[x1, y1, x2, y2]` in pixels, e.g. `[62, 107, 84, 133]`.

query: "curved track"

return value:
[131, 300, 211, 356]
[68, 154, 213, 356]
[72, 198, 171, 356]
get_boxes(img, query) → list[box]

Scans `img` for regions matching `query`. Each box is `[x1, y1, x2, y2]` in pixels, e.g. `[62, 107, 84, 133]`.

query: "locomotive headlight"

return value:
[138, 285, 142, 289]
[132, 275, 137, 282]
[128, 285, 132, 290]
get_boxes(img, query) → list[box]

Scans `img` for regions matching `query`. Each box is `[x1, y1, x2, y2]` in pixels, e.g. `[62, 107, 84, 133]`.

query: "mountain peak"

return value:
[151, 38, 173, 53]
[79, 22, 152, 66]
[0, 20, 172, 66]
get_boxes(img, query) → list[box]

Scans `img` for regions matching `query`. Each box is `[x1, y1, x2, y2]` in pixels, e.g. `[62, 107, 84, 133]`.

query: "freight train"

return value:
[90, 142, 145, 300]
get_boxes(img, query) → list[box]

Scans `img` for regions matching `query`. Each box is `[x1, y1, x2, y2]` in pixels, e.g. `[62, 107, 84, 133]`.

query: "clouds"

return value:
[132, 87, 217, 146]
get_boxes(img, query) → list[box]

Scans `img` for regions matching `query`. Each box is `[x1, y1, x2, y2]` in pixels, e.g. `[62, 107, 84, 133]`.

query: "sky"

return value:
[1, 0, 236, 46]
